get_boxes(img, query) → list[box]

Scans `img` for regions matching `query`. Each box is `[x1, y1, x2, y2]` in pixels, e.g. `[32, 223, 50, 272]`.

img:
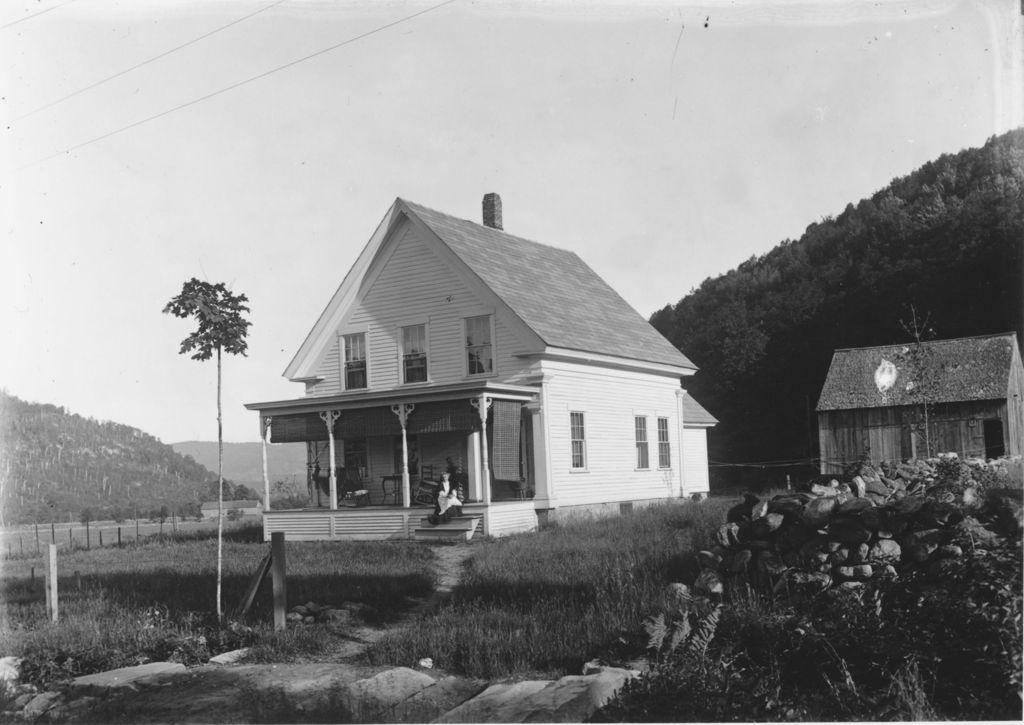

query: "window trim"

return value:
[657, 416, 671, 469]
[570, 411, 588, 472]
[399, 322, 430, 385]
[341, 331, 368, 391]
[464, 313, 496, 378]
[635, 416, 649, 470]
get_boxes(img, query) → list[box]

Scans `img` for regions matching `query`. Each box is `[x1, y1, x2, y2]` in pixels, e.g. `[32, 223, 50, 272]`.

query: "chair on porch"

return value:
[412, 464, 440, 506]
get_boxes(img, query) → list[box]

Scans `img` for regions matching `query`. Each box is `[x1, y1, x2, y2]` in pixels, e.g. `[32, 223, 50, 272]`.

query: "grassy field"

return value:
[0, 523, 436, 687]
[366, 497, 733, 678]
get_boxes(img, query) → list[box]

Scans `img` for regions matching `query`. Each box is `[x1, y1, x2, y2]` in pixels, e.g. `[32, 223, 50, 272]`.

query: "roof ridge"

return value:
[832, 331, 1018, 354]
[398, 197, 584, 257]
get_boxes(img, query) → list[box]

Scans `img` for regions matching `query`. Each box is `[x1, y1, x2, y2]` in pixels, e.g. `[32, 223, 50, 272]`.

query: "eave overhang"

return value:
[515, 346, 696, 379]
[246, 380, 541, 417]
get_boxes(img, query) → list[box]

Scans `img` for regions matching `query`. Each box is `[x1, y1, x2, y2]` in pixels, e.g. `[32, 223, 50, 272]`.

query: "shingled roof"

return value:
[816, 333, 1021, 411]
[682, 394, 718, 427]
[402, 199, 695, 370]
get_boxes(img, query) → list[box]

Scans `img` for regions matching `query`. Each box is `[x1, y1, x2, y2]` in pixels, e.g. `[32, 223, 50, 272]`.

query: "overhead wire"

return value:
[0, 0, 76, 31]
[10, 0, 288, 123]
[16, 0, 460, 171]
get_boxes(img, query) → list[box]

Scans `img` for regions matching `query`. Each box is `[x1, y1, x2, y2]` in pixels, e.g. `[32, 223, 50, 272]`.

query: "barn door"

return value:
[983, 420, 1005, 459]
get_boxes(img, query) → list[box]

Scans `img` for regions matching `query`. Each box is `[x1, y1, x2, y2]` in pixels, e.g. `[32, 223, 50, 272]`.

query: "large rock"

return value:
[436, 667, 637, 723]
[801, 497, 837, 528]
[347, 667, 437, 720]
[70, 662, 187, 695]
[869, 539, 901, 564]
[0, 656, 21, 696]
[826, 517, 872, 545]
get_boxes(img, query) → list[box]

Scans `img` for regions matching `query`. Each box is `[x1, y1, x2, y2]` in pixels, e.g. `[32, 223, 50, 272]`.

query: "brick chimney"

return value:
[482, 193, 503, 230]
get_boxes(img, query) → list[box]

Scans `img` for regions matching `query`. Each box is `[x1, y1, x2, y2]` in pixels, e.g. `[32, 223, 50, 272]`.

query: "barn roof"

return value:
[402, 200, 696, 370]
[816, 333, 1021, 411]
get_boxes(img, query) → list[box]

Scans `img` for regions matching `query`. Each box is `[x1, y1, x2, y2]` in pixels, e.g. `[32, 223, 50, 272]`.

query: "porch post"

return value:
[261, 416, 273, 514]
[470, 395, 493, 505]
[391, 404, 415, 508]
[319, 410, 341, 510]
[525, 402, 553, 507]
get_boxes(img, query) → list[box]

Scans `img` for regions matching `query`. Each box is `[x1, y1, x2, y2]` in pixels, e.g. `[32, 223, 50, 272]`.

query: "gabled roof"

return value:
[401, 200, 695, 370]
[816, 333, 1021, 411]
[682, 394, 718, 427]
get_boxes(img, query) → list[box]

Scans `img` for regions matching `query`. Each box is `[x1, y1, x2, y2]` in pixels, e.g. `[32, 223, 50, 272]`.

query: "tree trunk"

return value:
[216, 345, 223, 621]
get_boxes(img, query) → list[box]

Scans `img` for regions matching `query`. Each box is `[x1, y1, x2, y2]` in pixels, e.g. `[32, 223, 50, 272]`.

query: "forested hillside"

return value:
[653, 129, 1024, 489]
[171, 441, 307, 491]
[0, 392, 254, 525]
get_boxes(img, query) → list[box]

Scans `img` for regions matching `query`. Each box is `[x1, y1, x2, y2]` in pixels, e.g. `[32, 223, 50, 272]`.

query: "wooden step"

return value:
[413, 515, 482, 542]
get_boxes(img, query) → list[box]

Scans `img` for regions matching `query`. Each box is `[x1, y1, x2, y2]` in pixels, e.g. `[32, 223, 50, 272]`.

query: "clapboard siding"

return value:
[475, 501, 538, 536]
[308, 221, 534, 395]
[682, 428, 710, 494]
[541, 360, 683, 506]
[263, 509, 412, 541]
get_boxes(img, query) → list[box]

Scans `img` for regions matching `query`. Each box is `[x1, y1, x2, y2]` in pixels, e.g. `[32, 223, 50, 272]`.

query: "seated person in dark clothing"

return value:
[429, 472, 463, 524]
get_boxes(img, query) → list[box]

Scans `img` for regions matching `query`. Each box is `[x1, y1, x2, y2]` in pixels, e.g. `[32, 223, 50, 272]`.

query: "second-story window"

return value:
[465, 315, 493, 375]
[343, 333, 366, 390]
[401, 324, 428, 383]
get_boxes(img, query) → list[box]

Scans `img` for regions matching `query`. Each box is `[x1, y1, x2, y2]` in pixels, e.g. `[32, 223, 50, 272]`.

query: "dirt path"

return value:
[327, 541, 476, 662]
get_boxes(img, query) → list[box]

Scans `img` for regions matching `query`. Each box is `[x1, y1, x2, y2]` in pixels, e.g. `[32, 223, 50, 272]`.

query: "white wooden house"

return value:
[245, 195, 715, 540]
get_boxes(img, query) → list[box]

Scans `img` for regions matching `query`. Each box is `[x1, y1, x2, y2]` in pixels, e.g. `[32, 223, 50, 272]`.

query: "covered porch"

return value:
[245, 382, 542, 540]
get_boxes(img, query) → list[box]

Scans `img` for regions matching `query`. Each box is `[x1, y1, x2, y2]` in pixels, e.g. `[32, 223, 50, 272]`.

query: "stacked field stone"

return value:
[702, 457, 1014, 596]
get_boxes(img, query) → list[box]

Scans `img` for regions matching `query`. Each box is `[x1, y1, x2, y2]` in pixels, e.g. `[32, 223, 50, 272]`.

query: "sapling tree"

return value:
[898, 306, 938, 459]
[163, 278, 251, 620]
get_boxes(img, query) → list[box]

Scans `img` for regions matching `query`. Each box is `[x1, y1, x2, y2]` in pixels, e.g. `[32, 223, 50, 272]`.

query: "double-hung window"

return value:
[465, 315, 493, 375]
[342, 333, 367, 390]
[570, 412, 587, 470]
[401, 324, 428, 383]
[635, 416, 649, 469]
[657, 417, 671, 468]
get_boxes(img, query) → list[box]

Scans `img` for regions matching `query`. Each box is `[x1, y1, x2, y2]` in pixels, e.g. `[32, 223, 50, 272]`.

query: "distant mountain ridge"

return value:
[0, 392, 221, 525]
[171, 441, 307, 490]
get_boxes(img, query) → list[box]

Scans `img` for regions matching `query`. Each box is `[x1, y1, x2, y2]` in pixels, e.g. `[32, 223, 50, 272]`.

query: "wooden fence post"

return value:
[46, 544, 58, 623]
[271, 532, 287, 631]
[118, 527, 122, 547]
[51, 523, 55, 544]
[68, 528, 73, 550]
[86, 521, 90, 550]
[99, 530, 103, 547]
[35, 524, 40, 554]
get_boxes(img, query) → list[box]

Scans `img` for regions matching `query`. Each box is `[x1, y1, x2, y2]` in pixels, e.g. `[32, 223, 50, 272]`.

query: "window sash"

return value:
[343, 333, 367, 390]
[465, 315, 493, 375]
[402, 325, 428, 383]
[570, 412, 586, 469]
[635, 416, 649, 469]
[657, 417, 671, 468]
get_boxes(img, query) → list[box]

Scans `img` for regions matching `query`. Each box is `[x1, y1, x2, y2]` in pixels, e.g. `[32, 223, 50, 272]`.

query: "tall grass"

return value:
[0, 531, 436, 687]
[367, 498, 732, 678]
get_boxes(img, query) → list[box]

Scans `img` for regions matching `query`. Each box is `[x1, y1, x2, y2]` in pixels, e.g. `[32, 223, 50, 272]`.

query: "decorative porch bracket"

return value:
[470, 395, 493, 505]
[319, 410, 341, 510]
[261, 416, 273, 515]
[391, 403, 415, 508]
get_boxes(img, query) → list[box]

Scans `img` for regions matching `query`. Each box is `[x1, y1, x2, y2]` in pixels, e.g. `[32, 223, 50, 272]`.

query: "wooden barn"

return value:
[816, 333, 1023, 474]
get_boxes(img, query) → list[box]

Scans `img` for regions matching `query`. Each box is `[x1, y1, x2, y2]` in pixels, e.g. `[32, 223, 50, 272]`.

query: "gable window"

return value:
[342, 333, 367, 390]
[570, 412, 587, 470]
[465, 315, 494, 375]
[401, 324, 428, 384]
[657, 417, 671, 468]
[635, 416, 649, 469]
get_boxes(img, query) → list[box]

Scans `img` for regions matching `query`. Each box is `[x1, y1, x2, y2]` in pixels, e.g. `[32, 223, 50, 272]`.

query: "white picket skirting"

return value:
[263, 500, 538, 541]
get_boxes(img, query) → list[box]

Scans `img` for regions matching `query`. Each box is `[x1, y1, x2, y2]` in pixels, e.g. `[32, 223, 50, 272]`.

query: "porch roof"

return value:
[244, 380, 540, 417]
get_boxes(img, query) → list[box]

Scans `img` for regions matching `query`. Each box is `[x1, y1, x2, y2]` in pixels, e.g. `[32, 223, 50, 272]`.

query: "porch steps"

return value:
[413, 515, 482, 542]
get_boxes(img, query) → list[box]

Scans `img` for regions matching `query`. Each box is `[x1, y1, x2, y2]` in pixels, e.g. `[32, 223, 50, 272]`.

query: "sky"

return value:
[2, 0, 1021, 444]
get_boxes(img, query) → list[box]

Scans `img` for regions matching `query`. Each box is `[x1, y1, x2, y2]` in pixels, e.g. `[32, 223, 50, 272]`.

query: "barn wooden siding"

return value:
[818, 399, 1015, 474]
[309, 220, 536, 396]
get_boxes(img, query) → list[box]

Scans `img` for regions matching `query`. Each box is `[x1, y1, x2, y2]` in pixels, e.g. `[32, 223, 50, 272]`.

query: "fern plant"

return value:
[644, 583, 721, 664]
